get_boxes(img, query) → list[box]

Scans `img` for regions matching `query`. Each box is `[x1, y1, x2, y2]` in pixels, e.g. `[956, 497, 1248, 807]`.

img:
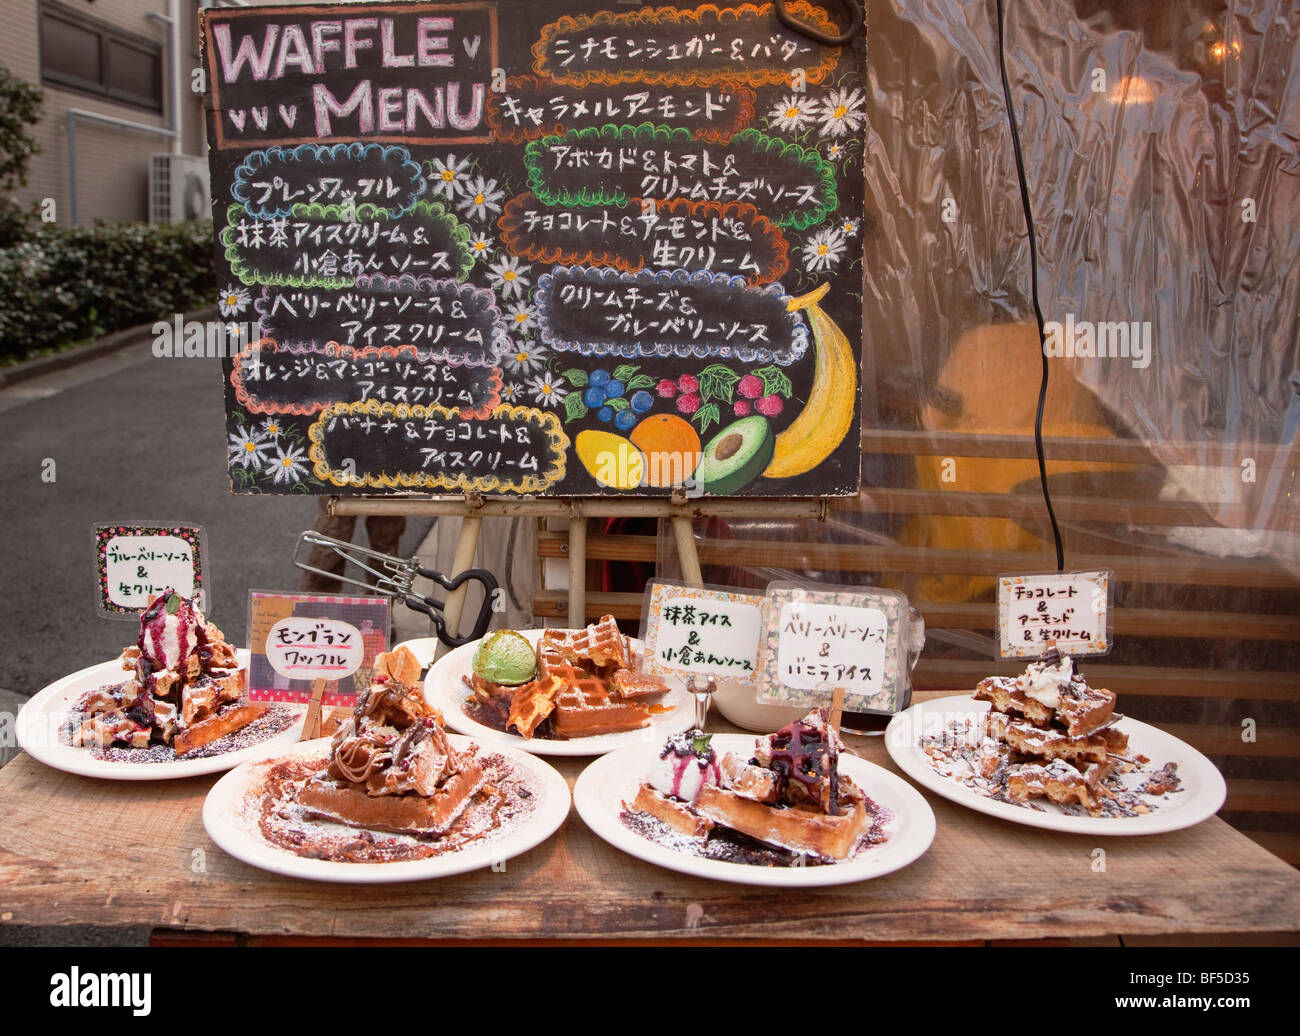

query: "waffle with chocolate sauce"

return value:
[936, 648, 1170, 817]
[291, 647, 488, 836]
[68, 590, 268, 757]
[623, 711, 885, 864]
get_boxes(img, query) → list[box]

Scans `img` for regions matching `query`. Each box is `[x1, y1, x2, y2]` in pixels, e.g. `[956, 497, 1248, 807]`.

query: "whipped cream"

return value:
[1015, 653, 1074, 710]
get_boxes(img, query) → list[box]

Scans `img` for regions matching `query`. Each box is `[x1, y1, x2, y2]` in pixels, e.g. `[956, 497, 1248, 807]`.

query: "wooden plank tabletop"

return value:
[2, 695, 1298, 943]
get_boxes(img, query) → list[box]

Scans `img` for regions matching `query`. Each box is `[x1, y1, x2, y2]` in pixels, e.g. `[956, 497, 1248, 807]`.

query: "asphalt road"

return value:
[0, 337, 432, 701]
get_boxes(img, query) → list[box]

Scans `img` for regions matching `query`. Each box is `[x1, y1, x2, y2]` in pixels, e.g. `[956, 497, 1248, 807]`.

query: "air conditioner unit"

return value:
[149, 153, 211, 224]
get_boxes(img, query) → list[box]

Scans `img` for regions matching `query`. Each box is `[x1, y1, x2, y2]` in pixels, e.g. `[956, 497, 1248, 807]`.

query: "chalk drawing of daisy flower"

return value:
[501, 382, 524, 403]
[504, 300, 536, 333]
[429, 154, 472, 201]
[802, 226, 847, 273]
[228, 426, 271, 469]
[487, 255, 532, 299]
[816, 87, 866, 138]
[469, 234, 492, 261]
[840, 217, 861, 237]
[218, 284, 250, 317]
[504, 341, 548, 375]
[768, 94, 816, 134]
[457, 175, 504, 221]
[530, 372, 567, 407]
[270, 444, 310, 485]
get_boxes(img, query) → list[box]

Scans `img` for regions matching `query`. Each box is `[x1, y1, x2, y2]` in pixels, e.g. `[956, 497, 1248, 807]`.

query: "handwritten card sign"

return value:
[200, 1, 866, 498]
[94, 524, 206, 617]
[248, 592, 389, 705]
[641, 580, 763, 683]
[756, 583, 910, 715]
[266, 616, 366, 683]
[997, 570, 1112, 658]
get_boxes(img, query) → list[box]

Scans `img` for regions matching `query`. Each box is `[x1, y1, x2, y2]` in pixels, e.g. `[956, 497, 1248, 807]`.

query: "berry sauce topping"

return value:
[660, 731, 715, 764]
[767, 717, 839, 815]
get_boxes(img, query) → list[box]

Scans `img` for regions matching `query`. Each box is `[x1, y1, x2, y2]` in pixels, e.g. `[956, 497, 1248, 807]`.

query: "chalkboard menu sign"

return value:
[200, 1, 866, 497]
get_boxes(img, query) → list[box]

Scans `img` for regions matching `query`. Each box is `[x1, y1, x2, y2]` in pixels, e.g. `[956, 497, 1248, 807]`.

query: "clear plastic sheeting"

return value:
[653, 0, 1298, 846]
[861, 0, 1298, 570]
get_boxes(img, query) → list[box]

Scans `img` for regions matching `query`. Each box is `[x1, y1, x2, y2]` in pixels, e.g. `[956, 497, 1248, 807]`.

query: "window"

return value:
[39, 1, 163, 113]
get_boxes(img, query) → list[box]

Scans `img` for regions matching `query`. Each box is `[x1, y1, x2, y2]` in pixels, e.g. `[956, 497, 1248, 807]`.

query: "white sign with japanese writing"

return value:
[997, 570, 1111, 658]
[756, 583, 911, 714]
[642, 581, 763, 683]
[266, 617, 365, 681]
[774, 602, 888, 695]
[95, 524, 207, 617]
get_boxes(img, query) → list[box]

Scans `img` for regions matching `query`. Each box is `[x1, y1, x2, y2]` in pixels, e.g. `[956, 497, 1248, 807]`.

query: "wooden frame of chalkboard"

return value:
[328, 492, 828, 656]
[201, 1, 866, 499]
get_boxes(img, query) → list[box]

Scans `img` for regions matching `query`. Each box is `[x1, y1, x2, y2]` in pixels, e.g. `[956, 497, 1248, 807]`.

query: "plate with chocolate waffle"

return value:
[202, 646, 572, 882]
[424, 618, 693, 756]
[17, 591, 304, 780]
[885, 650, 1227, 834]
[574, 711, 936, 886]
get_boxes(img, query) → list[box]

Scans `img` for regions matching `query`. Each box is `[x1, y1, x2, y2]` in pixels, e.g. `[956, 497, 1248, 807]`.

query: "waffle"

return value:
[72, 592, 262, 757]
[462, 671, 514, 703]
[374, 646, 422, 686]
[1005, 757, 1116, 812]
[173, 700, 270, 756]
[506, 675, 564, 738]
[180, 668, 246, 726]
[550, 682, 651, 736]
[974, 674, 1116, 737]
[609, 668, 670, 700]
[536, 645, 609, 698]
[295, 752, 486, 836]
[694, 778, 870, 861]
[625, 783, 714, 837]
[720, 752, 779, 804]
[985, 709, 1128, 764]
[540, 615, 630, 669]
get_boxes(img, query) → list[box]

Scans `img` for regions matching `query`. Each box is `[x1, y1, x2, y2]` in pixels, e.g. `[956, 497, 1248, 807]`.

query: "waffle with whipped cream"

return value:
[70, 590, 266, 756]
[972, 649, 1129, 814]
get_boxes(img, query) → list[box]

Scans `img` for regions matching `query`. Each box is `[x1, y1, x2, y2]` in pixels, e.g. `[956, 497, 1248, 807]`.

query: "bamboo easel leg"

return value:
[434, 514, 483, 661]
[568, 513, 587, 625]
[672, 514, 704, 587]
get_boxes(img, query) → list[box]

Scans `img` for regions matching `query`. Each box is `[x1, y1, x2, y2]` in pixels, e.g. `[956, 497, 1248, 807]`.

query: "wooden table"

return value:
[2, 692, 1298, 946]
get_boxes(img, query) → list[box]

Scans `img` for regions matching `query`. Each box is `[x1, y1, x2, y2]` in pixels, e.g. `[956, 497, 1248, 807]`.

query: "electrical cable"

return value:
[995, 0, 1066, 571]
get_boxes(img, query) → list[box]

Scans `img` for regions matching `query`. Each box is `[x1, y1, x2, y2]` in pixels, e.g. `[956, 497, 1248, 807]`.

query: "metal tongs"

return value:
[293, 531, 498, 648]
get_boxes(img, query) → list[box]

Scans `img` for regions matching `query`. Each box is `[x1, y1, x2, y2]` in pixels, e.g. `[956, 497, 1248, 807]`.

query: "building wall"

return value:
[0, 0, 208, 226]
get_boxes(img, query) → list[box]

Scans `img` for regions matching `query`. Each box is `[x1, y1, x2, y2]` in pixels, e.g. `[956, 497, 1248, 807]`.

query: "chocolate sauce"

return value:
[463, 695, 561, 740]
[254, 752, 540, 863]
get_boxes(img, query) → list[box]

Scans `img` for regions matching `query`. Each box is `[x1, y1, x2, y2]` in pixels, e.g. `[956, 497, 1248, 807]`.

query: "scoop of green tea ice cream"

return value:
[473, 629, 537, 685]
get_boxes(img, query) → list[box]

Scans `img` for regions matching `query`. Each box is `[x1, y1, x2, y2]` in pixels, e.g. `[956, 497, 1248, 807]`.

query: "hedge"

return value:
[0, 219, 216, 363]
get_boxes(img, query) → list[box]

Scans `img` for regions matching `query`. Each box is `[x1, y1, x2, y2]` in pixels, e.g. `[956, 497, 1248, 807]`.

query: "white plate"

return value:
[425, 628, 694, 756]
[16, 650, 306, 781]
[573, 734, 936, 887]
[202, 735, 571, 883]
[885, 695, 1227, 835]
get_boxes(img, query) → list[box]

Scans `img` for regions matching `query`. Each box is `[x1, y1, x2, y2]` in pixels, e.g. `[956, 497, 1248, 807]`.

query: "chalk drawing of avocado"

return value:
[694, 415, 774, 496]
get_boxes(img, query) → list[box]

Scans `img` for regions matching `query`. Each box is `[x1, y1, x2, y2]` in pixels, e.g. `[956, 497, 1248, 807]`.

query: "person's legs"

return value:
[365, 515, 407, 558]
